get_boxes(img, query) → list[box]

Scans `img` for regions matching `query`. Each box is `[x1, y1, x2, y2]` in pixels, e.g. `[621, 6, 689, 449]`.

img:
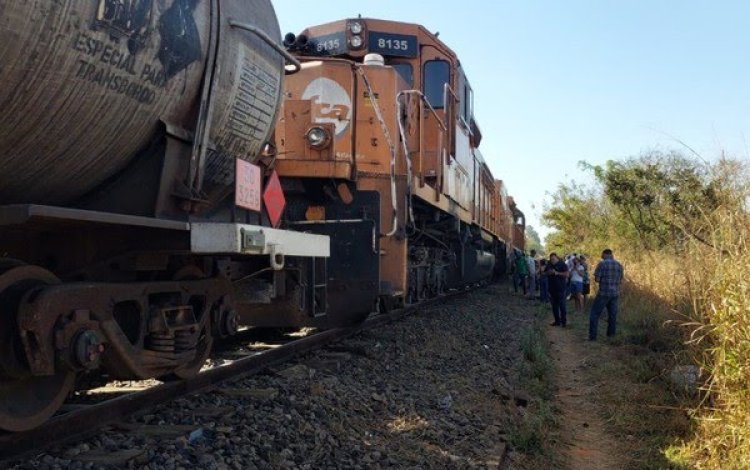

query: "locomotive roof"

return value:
[289, 17, 458, 62]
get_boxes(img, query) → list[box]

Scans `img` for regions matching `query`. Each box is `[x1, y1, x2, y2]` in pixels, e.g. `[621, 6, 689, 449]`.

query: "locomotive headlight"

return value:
[349, 35, 364, 49]
[350, 21, 364, 35]
[306, 126, 331, 149]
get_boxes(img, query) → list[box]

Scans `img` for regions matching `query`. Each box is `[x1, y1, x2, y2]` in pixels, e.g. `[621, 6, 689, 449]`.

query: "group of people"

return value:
[511, 248, 624, 341]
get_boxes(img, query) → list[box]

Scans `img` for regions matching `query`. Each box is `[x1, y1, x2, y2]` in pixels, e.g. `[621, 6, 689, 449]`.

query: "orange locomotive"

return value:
[248, 17, 525, 325]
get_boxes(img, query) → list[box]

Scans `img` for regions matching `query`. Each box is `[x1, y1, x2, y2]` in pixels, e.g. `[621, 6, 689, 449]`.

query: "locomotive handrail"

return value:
[397, 90, 447, 132]
[358, 67, 400, 237]
[228, 20, 302, 74]
[396, 90, 448, 211]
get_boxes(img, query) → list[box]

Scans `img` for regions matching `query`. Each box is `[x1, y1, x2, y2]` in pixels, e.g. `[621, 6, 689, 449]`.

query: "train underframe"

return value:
[405, 197, 504, 303]
[0, 205, 331, 432]
[274, 178, 506, 314]
[0, 181, 507, 432]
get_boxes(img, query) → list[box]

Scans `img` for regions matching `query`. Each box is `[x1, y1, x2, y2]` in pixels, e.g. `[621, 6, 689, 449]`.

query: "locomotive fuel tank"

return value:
[0, 0, 284, 207]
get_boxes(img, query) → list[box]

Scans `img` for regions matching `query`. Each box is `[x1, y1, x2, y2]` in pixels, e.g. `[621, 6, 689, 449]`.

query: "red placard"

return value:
[263, 170, 286, 228]
[235, 159, 262, 211]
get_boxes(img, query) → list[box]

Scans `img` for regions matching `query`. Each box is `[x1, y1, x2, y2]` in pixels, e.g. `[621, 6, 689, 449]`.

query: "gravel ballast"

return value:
[9, 285, 540, 469]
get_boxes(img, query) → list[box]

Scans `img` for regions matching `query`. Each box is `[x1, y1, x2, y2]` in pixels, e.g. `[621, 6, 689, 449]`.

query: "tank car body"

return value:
[0, 0, 335, 432]
[266, 17, 525, 316]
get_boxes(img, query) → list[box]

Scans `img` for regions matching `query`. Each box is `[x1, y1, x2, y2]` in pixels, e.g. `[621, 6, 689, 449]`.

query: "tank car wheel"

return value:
[159, 266, 213, 382]
[0, 371, 75, 432]
[0, 264, 75, 432]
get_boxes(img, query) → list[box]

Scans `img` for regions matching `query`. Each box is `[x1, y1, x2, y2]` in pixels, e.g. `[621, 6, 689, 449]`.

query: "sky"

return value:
[272, 0, 750, 241]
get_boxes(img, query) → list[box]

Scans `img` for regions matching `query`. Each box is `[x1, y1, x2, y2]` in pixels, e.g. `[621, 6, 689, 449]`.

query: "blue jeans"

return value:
[539, 276, 549, 303]
[527, 273, 536, 297]
[589, 294, 619, 340]
[550, 290, 567, 325]
[512, 272, 521, 293]
[512, 272, 527, 294]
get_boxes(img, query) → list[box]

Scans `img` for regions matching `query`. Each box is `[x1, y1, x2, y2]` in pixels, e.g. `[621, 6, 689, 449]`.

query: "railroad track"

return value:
[0, 290, 469, 463]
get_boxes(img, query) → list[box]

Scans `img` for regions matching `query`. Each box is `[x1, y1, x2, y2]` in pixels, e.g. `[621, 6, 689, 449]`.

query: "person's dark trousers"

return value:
[539, 276, 550, 303]
[512, 271, 520, 293]
[589, 294, 619, 340]
[550, 290, 567, 326]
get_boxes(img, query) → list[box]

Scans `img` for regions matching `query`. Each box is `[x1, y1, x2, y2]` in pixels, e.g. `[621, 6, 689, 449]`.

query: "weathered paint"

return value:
[0, 0, 283, 206]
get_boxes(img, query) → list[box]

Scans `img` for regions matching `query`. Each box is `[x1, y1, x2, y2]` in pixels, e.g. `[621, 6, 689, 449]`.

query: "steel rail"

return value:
[0, 289, 470, 462]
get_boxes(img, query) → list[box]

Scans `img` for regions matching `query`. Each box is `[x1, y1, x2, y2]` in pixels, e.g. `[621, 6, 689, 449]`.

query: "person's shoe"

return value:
[550, 322, 561, 326]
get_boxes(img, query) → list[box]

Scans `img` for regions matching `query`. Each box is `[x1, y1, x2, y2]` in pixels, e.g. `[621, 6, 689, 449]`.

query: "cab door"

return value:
[419, 45, 451, 194]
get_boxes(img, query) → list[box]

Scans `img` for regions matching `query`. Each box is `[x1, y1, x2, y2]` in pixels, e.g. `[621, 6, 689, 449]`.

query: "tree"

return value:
[543, 150, 732, 257]
[525, 225, 544, 255]
[587, 151, 721, 251]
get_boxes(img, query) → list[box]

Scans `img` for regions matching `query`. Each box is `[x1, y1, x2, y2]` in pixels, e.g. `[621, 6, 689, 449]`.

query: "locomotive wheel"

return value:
[0, 264, 75, 432]
[160, 266, 213, 382]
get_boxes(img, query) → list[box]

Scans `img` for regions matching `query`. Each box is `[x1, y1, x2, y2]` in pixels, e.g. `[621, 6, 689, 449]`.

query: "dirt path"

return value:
[546, 323, 626, 469]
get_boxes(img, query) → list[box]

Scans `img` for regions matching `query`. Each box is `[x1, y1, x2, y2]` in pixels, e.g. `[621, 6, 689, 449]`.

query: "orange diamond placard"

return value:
[263, 170, 286, 228]
[235, 159, 262, 212]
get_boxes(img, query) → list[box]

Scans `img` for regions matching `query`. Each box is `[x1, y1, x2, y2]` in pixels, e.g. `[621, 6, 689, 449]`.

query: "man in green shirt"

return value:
[513, 251, 529, 296]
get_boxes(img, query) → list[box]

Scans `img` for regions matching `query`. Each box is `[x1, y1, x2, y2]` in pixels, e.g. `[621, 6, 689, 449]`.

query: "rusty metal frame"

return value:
[17, 277, 230, 379]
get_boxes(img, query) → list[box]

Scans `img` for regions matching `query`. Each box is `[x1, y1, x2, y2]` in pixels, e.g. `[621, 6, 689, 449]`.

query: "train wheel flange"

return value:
[0, 264, 75, 432]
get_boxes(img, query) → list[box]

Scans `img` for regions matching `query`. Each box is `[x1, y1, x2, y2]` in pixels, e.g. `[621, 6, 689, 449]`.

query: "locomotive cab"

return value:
[276, 18, 518, 308]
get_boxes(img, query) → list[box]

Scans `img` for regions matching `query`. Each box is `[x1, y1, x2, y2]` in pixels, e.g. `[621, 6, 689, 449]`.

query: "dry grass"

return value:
[665, 209, 750, 469]
[595, 207, 750, 468]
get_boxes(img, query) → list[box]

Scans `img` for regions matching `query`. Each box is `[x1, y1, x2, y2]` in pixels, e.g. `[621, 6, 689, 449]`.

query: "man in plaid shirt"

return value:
[589, 248, 624, 340]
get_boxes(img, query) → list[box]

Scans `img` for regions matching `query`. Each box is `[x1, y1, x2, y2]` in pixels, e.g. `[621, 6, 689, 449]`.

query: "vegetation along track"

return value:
[0, 289, 471, 463]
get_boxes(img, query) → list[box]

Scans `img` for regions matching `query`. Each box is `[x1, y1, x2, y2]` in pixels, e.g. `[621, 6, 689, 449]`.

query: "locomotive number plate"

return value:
[308, 32, 348, 56]
[235, 159, 262, 212]
[368, 32, 418, 57]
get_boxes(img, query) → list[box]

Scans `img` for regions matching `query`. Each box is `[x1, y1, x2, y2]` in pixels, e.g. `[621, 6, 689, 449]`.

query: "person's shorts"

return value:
[570, 281, 584, 295]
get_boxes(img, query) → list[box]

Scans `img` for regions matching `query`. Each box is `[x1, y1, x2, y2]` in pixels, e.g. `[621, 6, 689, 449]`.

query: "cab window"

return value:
[423, 60, 450, 108]
[391, 63, 414, 87]
[464, 84, 473, 122]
